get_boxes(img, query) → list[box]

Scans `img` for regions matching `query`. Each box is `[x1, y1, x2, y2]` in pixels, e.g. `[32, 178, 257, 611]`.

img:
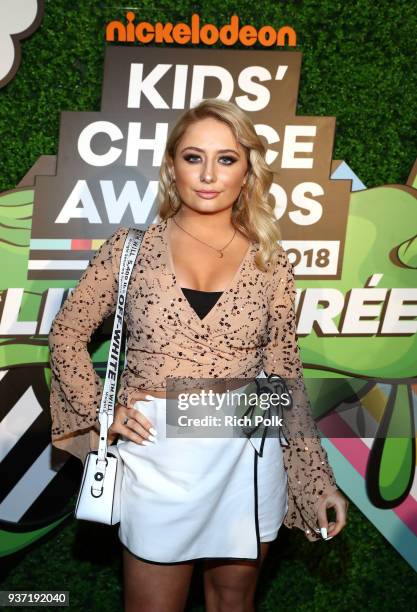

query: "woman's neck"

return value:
[169, 212, 235, 242]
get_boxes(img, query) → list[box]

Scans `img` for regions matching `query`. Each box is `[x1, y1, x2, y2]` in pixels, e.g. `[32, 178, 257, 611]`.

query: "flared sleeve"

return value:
[48, 226, 129, 463]
[262, 245, 339, 540]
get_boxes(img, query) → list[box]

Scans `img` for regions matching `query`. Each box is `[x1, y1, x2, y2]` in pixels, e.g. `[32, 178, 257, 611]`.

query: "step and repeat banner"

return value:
[0, 2, 416, 572]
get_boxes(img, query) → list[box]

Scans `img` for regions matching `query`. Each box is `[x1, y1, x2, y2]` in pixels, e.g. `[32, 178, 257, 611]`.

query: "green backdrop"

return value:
[1, 1, 416, 610]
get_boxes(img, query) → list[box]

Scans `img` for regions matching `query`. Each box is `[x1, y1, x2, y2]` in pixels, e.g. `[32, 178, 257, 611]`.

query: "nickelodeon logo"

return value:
[106, 13, 296, 47]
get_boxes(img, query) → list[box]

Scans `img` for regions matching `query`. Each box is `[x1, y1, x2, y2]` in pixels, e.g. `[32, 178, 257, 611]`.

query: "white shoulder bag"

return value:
[74, 227, 145, 525]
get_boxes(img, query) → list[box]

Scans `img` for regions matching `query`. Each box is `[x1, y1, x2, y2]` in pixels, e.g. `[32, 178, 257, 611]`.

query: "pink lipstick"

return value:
[195, 190, 219, 199]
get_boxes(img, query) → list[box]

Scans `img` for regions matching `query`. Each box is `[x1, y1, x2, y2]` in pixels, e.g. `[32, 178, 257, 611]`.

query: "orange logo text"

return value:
[106, 13, 297, 47]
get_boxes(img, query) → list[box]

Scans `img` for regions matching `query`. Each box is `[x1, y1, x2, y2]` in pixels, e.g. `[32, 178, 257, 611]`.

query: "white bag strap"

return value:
[96, 227, 144, 465]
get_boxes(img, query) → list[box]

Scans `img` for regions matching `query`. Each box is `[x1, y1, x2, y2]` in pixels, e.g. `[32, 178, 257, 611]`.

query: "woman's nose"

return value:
[200, 160, 216, 183]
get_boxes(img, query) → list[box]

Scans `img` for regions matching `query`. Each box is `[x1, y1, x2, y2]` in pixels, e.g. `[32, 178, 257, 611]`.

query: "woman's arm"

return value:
[262, 246, 340, 512]
[48, 226, 129, 462]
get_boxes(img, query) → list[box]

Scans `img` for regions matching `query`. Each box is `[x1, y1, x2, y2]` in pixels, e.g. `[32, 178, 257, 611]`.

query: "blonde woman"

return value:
[49, 98, 349, 611]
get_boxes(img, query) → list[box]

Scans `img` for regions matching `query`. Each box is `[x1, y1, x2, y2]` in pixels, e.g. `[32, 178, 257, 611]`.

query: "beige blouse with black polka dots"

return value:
[49, 216, 339, 541]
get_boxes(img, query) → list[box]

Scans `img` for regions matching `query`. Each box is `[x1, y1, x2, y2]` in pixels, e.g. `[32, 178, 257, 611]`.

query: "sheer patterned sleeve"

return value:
[48, 226, 129, 463]
[262, 246, 338, 523]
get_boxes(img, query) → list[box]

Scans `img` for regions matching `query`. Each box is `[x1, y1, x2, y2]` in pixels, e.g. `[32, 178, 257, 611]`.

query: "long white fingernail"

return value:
[149, 427, 157, 436]
[145, 394, 155, 400]
[320, 527, 328, 539]
[148, 434, 156, 442]
[142, 440, 154, 446]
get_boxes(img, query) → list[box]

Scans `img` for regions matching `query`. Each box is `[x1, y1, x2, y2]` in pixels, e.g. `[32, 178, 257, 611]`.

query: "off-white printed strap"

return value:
[97, 228, 144, 462]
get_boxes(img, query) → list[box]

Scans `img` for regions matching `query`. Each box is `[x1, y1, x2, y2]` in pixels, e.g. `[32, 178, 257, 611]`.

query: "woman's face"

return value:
[171, 117, 249, 214]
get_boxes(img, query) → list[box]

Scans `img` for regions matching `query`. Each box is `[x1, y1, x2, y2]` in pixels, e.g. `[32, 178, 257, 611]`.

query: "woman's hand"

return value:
[316, 488, 349, 540]
[106, 392, 158, 446]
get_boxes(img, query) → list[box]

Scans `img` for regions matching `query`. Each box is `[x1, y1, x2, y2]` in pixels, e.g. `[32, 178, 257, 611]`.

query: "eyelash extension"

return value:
[182, 154, 238, 165]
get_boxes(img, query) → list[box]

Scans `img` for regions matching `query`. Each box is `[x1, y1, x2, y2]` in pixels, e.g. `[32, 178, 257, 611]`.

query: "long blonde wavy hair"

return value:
[157, 98, 281, 272]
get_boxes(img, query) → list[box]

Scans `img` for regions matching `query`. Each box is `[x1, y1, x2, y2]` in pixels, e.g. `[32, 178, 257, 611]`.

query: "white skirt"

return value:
[117, 377, 289, 564]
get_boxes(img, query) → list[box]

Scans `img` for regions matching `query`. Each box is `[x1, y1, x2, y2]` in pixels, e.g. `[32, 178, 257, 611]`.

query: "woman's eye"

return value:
[219, 156, 237, 165]
[183, 154, 201, 163]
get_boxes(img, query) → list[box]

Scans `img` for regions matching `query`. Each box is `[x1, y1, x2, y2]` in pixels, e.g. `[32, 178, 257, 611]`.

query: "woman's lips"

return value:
[195, 190, 220, 199]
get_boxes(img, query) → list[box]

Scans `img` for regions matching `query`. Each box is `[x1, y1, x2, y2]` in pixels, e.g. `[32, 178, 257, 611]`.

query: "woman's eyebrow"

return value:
[180, 146, 240, 156]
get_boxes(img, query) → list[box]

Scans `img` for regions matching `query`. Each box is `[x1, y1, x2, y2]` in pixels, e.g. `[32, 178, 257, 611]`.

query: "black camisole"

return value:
[181, 287, 223, 320]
